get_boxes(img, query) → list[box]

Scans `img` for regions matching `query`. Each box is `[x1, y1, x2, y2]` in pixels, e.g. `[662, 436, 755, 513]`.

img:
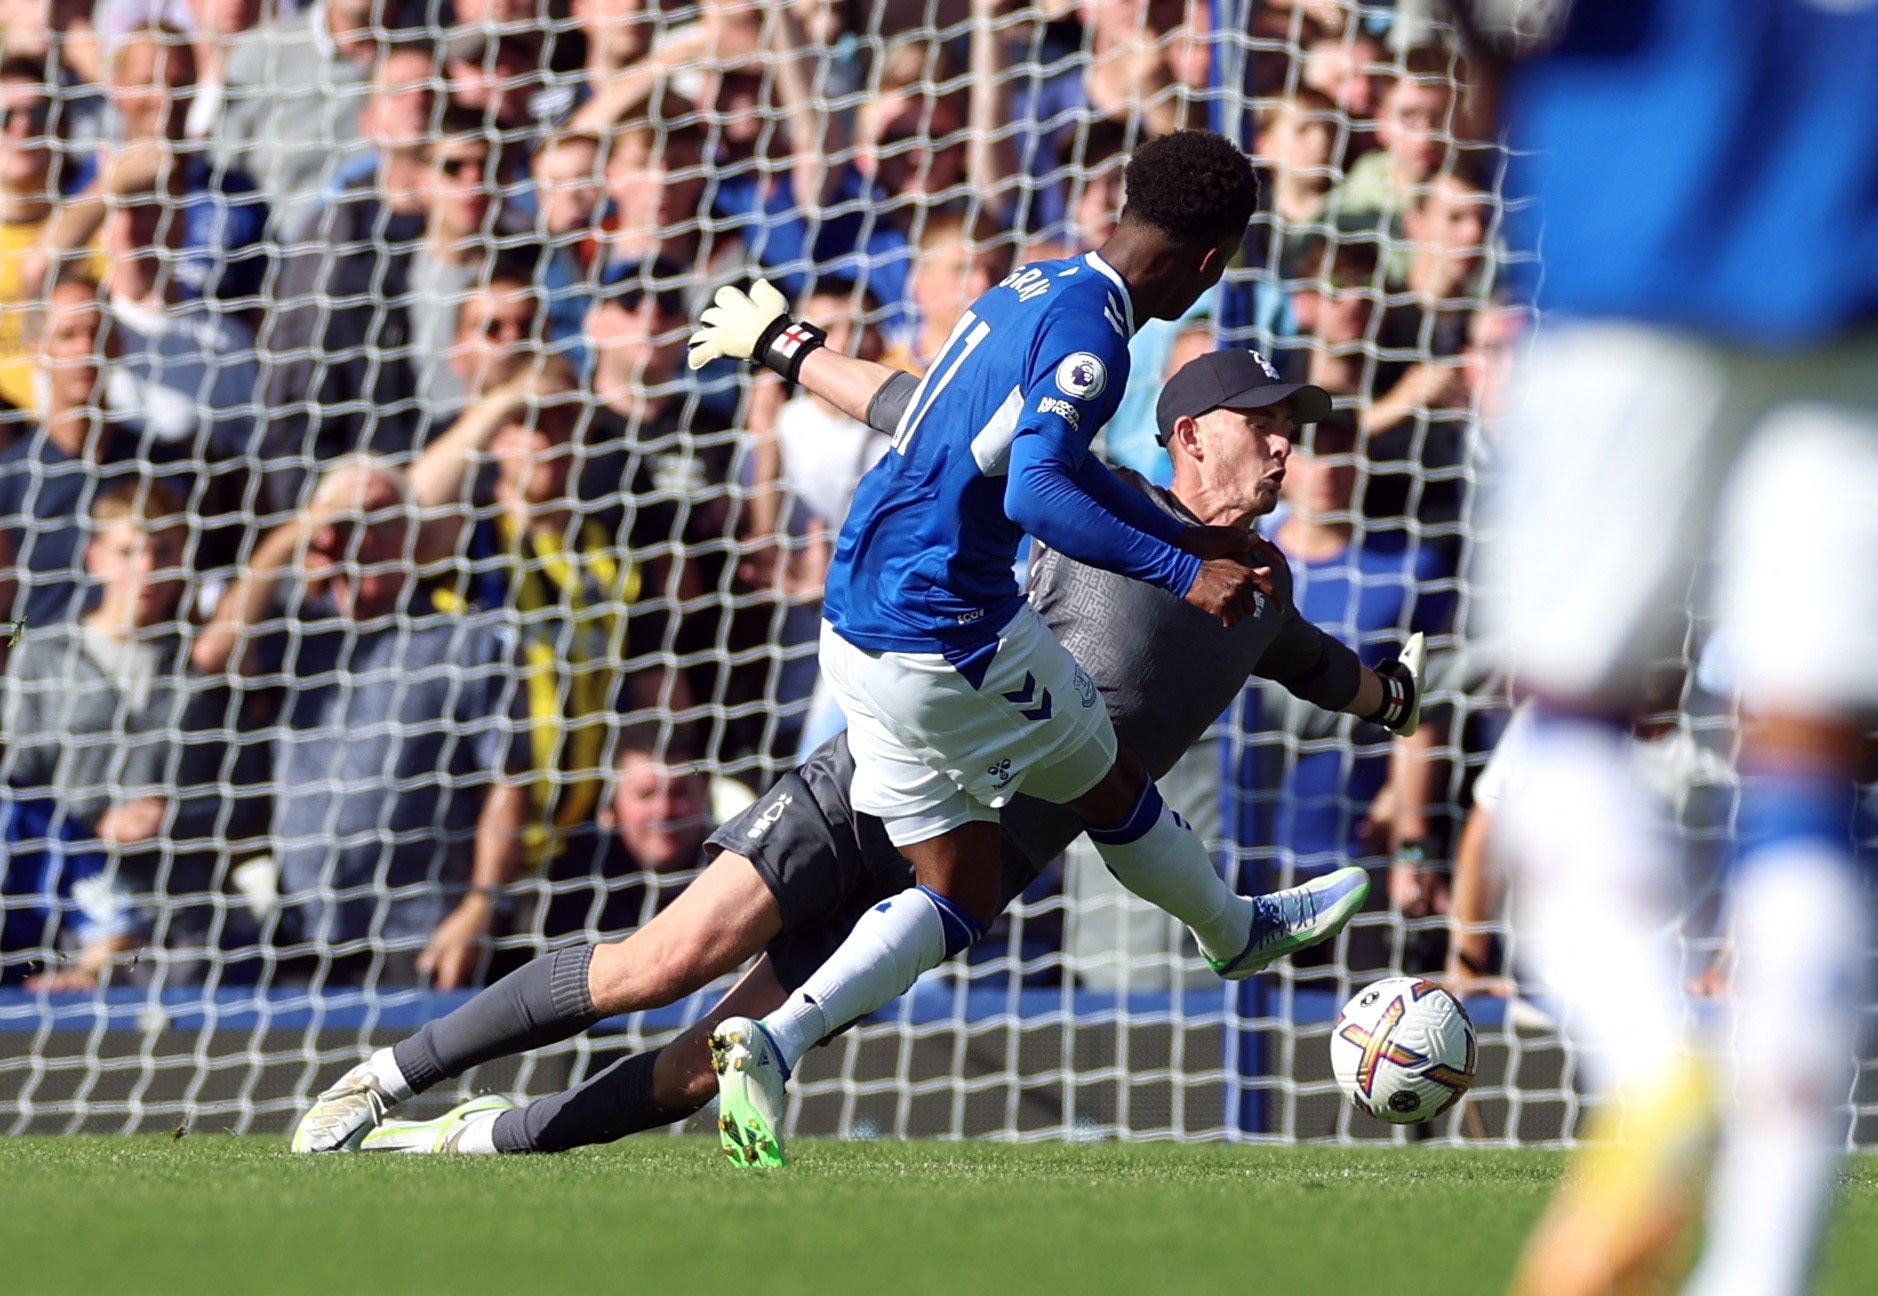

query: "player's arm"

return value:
[1255, 608, 1425, 737]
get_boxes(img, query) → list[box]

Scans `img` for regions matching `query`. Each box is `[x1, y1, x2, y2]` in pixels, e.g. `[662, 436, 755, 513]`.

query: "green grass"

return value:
[3, 1137, 1876, 1296]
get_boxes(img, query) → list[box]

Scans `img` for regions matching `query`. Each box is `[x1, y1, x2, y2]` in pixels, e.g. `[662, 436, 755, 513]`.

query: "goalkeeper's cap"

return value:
[595, 257, 690, 318]
[1154, 348, 1332, 445]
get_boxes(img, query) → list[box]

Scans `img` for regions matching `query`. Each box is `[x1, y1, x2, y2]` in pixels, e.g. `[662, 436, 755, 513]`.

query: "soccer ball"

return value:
[1330, 976, 1477, 1124]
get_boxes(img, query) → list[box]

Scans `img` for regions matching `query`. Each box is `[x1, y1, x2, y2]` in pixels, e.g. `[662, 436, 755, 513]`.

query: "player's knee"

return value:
[1068, 747, 1150, 829]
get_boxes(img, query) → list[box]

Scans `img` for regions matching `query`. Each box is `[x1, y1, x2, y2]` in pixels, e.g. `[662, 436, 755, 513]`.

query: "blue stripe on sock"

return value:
[752, 1018, 793, 1082]
[1735, 766, 1859, 868]
[1083, 781, 1163, 846]
[917, 885, 988, 957]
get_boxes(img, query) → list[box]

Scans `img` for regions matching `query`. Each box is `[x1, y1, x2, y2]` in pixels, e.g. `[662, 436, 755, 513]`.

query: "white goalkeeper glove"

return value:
[1366, 631, 1425, 737]
[686, 279, 828, 382]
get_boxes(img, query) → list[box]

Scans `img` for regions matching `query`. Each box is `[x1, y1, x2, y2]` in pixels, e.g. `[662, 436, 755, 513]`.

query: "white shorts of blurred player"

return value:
[818, 605, 1116, 847]
[1481, 319, 1878, 713]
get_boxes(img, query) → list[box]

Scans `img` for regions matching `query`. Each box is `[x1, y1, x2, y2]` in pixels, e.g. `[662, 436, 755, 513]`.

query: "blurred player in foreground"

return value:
[691, 130, 1421, 1169]
[290, 334, 1425, 1157]
[1463, 3, 1878, 1293]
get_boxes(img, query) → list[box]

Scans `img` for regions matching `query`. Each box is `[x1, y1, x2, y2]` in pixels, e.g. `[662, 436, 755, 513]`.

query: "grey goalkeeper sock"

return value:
[392, 944, 600, 1093]
[490, 1050, 703, 1153]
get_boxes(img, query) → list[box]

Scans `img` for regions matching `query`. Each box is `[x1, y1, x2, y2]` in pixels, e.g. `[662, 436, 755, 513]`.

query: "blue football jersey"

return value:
[1505, 0, 1878, 345]
[824, 253, 1156, 656]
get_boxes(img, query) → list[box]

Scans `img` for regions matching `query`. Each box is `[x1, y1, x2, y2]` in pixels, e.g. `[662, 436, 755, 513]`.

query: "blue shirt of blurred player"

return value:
[1504, 0, 1878, 343]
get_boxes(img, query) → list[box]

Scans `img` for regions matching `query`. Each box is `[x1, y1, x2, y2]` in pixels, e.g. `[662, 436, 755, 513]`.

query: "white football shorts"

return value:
[818, 605, 1116, 847]
[1480, 319, 1878, 714]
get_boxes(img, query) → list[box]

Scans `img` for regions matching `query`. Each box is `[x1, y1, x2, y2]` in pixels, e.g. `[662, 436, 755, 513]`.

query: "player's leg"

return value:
[1683, 401, 1878, 1296]
[1492, 323, 1743, 1296]
[363, 957, 791, 1154]
[1053, 745, 1369, 978]
[291, 850, 782, 1152]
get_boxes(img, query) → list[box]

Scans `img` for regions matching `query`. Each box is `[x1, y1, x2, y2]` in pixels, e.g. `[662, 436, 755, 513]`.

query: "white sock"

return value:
[1089, 786, 1252, 964]
[451, 1109, 502, 1155]
[1685, 850, 1869, 1296]
[1498, 717, 1688, 1093]
[369, 1046, 414, 1103]
[761, 887, 950, 1069]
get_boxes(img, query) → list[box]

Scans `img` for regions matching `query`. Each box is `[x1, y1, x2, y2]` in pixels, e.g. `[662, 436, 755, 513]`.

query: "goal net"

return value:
[1, 1, 1871, 1149]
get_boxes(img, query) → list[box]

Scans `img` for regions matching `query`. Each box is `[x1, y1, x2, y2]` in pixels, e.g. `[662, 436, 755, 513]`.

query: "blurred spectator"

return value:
[1016, 116, 1126, 264]
[441, 259, 543, 414]
[571, 0, 653, 94]
[0, 479, 243, 988]
[1329, 46, 1456, 237]
[0, 54, 105, 419]
[583, 258, 733, 578]
[260, 105, 514, 505]
[1296, 24, 1385, 167]
[0, 2, 111, 150]
[1358, 172, 1496, 527]
[443, 27, 554, 139]
[0, 270, 213, 624]
[1246, 87, 1337, 271]
[975, 0, 1200, 234]
[1267, 234, 1382, 397]
[211, 0, 380, 237]
[190, 458, 526, 988]
[528, 129, 604, 265]
[407, 358, 692, 976]
[100, 189, 260, 466]
[325, 38, 439, 203]
[595, 110, 710, 280]
[512, 719, 712, 958]
[31, 27, 271, 315]
[1225, 415, 1455, 976]
[894, 207, 1012, 368]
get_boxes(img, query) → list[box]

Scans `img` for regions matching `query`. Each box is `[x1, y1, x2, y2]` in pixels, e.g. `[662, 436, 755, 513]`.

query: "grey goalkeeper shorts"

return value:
[705, 733, 1045, 992]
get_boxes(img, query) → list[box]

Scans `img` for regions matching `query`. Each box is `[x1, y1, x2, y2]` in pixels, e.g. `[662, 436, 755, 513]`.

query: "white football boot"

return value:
[290, 1060, 401, 1153]
[709, 1017, 789, 1168]
[358, 1094, 518, 1154]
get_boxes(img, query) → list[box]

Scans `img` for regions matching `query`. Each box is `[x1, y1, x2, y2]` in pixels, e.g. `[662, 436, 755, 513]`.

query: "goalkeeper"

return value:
[292, 284, 1426, 1155]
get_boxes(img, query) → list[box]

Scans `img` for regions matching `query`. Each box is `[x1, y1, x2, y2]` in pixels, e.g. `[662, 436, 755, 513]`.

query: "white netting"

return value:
[0, 2, 1870, 1146]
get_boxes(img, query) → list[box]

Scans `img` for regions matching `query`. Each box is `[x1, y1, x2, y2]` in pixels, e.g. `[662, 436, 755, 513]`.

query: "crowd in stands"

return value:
[0, 1, 1707, 1008]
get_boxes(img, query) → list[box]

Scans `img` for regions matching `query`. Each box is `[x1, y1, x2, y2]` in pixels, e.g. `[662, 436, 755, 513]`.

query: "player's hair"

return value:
[90, 478, 186, 533]
[1120, 130, 1259, 247]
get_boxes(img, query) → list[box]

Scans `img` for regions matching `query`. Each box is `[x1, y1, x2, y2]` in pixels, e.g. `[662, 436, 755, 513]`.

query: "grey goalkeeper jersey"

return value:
[996, 469, 1362, 873]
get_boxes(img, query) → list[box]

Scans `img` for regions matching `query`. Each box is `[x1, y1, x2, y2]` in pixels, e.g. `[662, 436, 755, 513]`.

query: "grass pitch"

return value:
[4, 1137, 1876, 1295]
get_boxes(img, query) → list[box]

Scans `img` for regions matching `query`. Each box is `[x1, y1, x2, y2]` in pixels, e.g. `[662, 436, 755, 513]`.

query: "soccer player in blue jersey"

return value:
[1455, 4, 1878, 1294]
[685, 131, 1414, 1168]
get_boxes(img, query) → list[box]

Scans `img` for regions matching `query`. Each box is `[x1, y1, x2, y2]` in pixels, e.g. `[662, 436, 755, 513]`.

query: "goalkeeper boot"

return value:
[358, 1095, 518, 1155]
[710, 1016, 789, 1169]
[1509, 1057, 1712, 1296]
[1206, 866, 1371, 980]
[290, 1059, 401, 1153]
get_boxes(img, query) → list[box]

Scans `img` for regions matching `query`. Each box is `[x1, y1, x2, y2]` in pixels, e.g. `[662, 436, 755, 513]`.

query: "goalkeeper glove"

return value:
[1364, 631, 1425, 737]
[685, 279, 828, 382]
